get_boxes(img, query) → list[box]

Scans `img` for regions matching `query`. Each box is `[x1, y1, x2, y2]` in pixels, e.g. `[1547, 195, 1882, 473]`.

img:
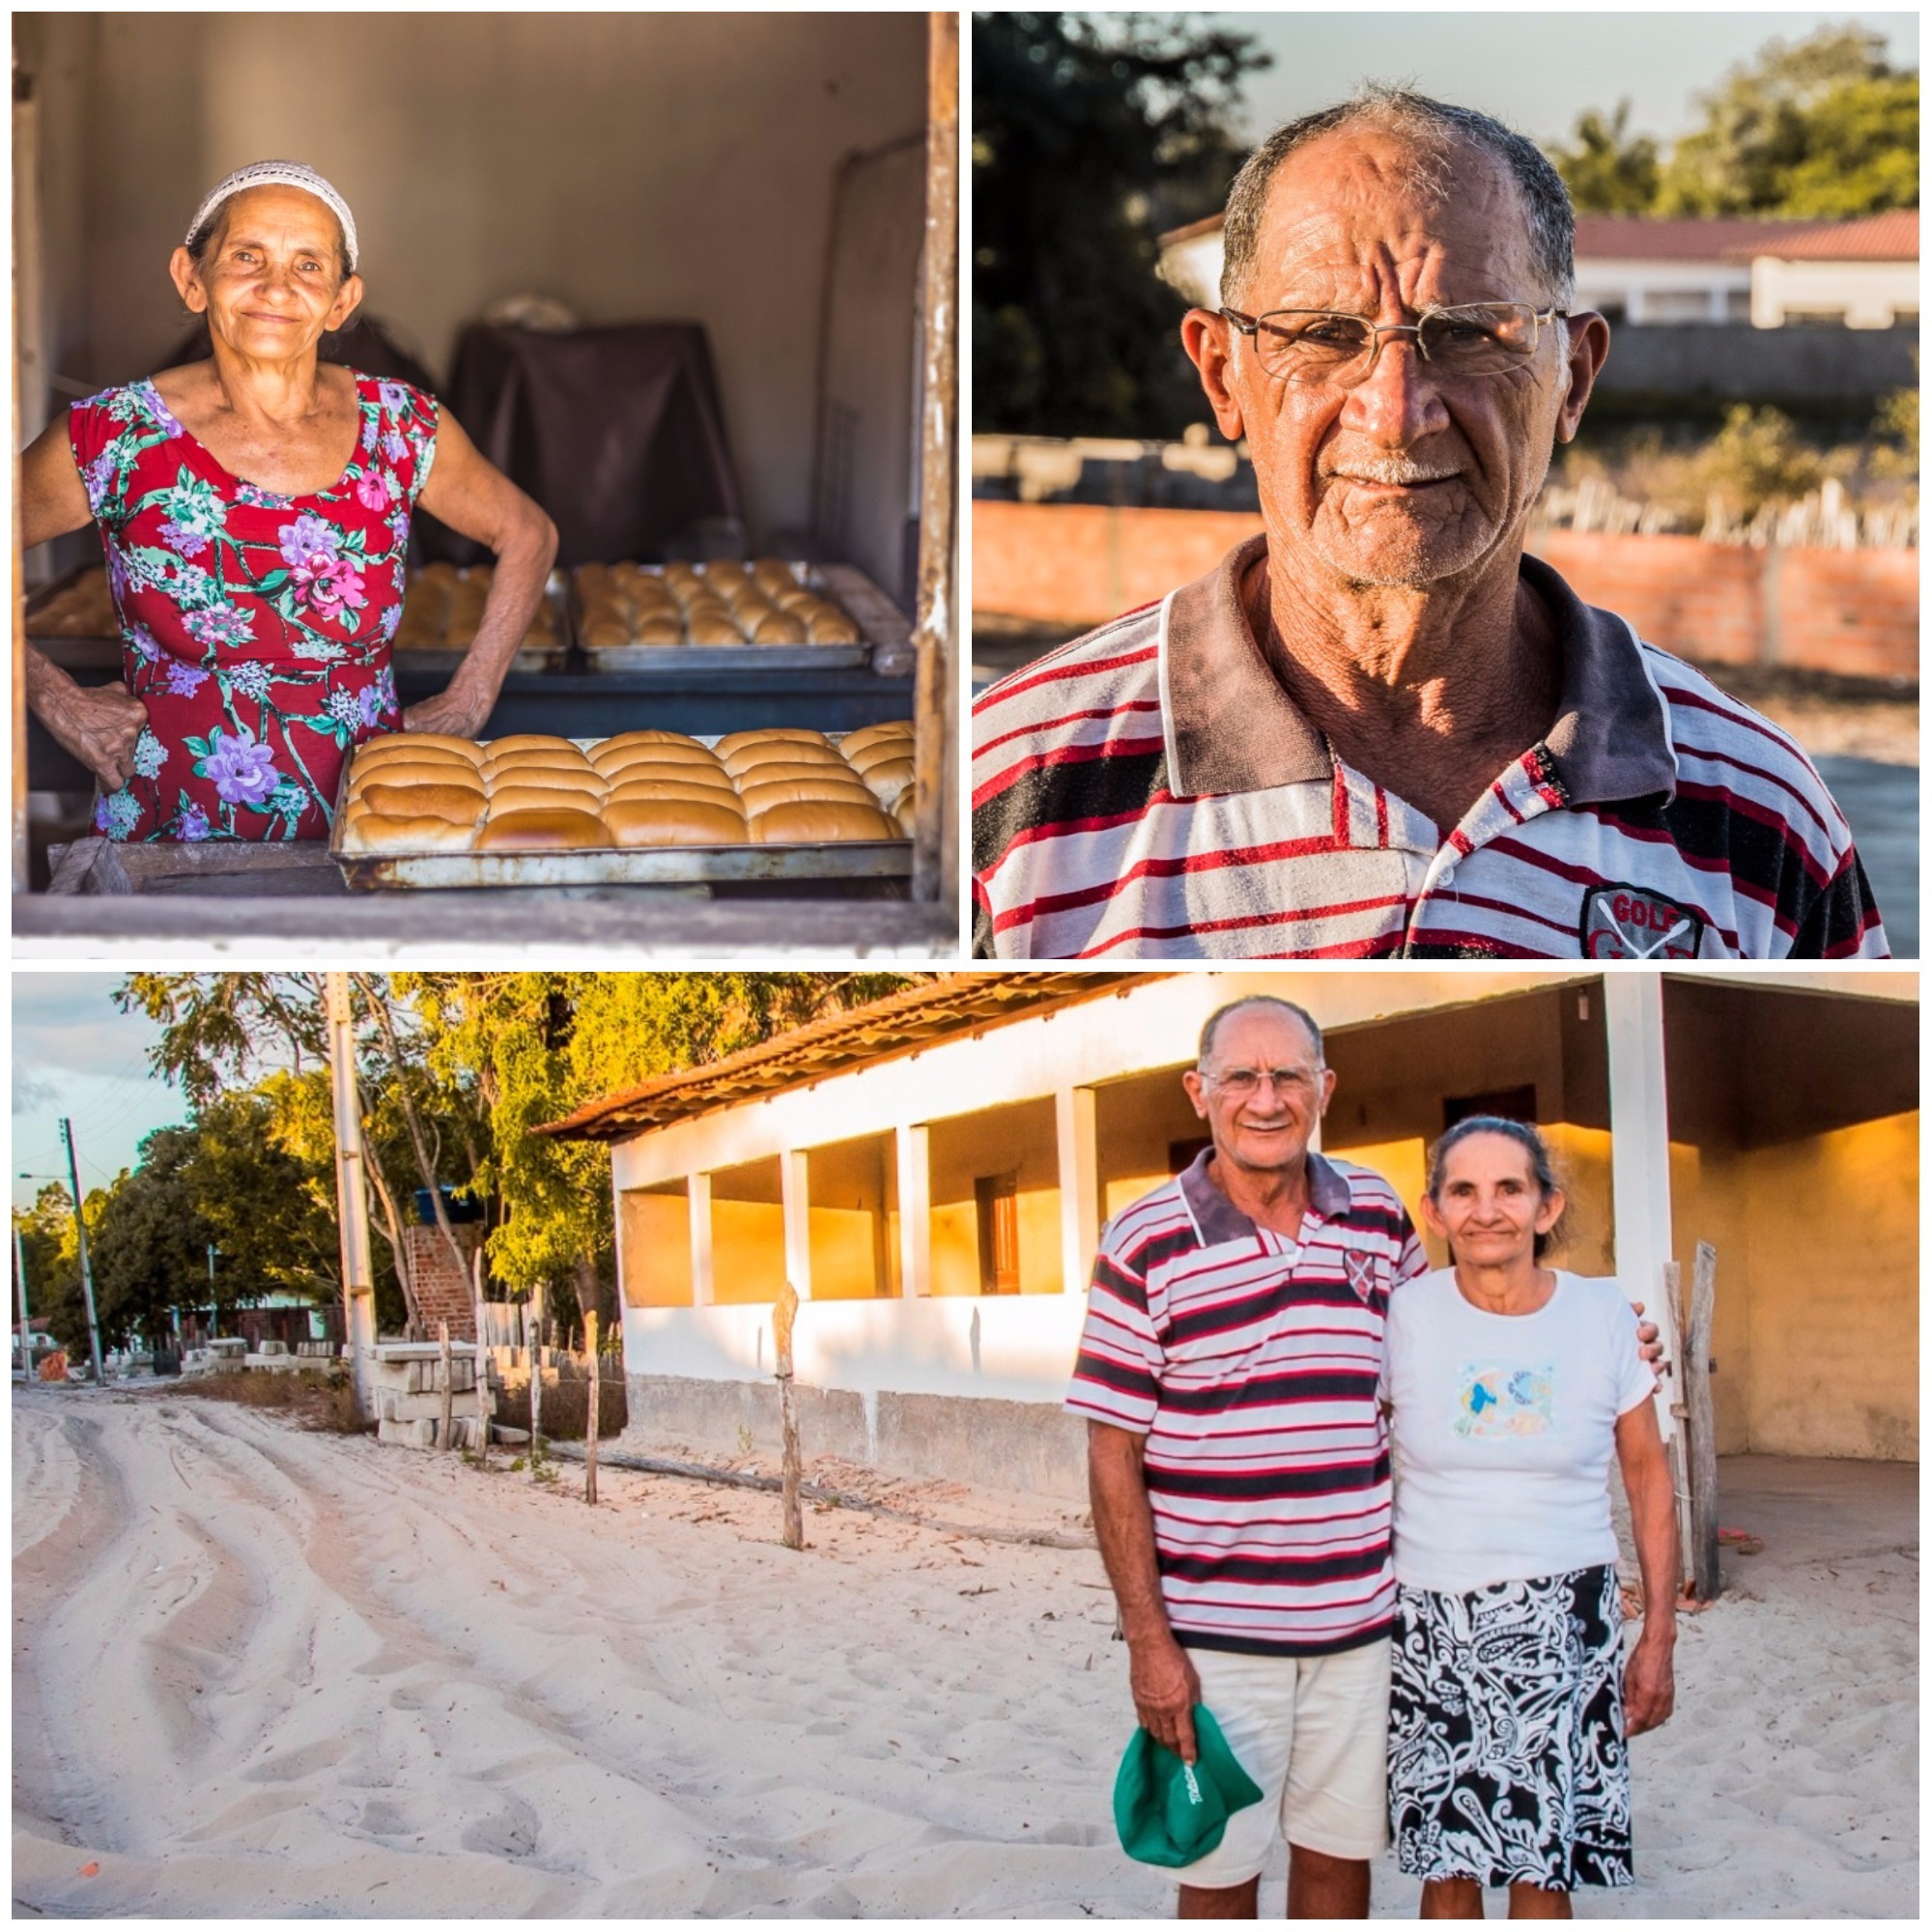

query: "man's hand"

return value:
[1623, 1633, 1675, 1736]
[39, 676, 149, 791]
[1128, 1630, 1202, 1763]
[402, 688, 491, 739]
[1630, 1298, 1668, 1378]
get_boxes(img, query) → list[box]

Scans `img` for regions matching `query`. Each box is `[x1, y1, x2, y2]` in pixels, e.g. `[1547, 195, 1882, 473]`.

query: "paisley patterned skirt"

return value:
[1388, 1564, 1632, 1890]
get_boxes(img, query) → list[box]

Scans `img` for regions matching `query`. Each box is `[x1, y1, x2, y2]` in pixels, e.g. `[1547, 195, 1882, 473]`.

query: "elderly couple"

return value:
[1074, 994, 1676, 1918]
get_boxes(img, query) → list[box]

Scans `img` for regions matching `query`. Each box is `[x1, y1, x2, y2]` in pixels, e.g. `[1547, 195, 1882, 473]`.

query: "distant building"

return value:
[1156, 210, 1920, 330]
[547, 971, 1918, 1499]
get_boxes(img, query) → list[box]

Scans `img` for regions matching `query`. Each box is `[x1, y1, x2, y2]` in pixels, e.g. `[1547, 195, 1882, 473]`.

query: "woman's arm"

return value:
[407, 410, 557, 738]
[19, 413, 151, 790]
[1614, 1397, 1677, 1736]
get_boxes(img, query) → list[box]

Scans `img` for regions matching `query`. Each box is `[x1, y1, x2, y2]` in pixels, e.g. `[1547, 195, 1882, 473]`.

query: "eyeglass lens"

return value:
[1255, 306, 1542, 383]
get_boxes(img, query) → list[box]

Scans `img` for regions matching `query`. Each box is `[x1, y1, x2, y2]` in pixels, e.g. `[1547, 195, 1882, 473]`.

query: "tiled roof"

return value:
[539, 972, 1158, 1141]
[1573, 215, 1822, 262]
[1737, 209, 1918, 262]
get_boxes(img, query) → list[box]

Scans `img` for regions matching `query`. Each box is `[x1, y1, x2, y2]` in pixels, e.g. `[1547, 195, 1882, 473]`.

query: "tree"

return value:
[974, 12, 1270, 437]
[87, 1134, 211, 1347]
[1656, 26, 1918, 216]
[1549, 100, 1661, 213]
[12, 1184, 80, 1351]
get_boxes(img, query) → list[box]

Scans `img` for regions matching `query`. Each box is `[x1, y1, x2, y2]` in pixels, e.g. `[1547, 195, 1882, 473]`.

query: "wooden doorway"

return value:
[975, 1171, 1018, 1293]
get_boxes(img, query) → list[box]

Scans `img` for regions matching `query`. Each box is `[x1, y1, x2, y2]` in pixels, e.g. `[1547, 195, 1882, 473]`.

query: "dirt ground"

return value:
[13, 1385, 1918, 1918]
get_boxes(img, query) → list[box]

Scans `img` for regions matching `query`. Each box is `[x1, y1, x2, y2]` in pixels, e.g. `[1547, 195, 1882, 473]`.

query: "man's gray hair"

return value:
[1218, 84, 1577, 310]
[1198, 996, 1324, 1068]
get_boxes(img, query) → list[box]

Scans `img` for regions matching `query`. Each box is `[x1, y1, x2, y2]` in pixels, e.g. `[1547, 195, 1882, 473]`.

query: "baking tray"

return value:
[388, 566, 572, 676]
[571, 561, 873, 672]
[328, 734, 910, 891]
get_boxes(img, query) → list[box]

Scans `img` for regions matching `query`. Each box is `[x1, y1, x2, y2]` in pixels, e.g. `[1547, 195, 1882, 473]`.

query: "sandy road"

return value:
[13, 1388, 1918, 1918]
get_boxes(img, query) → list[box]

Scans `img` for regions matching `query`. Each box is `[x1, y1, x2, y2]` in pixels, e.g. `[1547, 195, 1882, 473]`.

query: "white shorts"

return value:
[1175, 1637, 1392, 1888]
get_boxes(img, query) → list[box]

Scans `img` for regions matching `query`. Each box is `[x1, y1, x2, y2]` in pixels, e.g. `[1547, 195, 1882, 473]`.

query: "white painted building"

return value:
[1156, 210, 1918, 329]
[547, 970, 1918, 1498]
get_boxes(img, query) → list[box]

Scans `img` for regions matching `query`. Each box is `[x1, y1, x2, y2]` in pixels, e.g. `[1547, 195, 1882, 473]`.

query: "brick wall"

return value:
[404, 1224, 480, 1341]
[972, 501, 1917, 681]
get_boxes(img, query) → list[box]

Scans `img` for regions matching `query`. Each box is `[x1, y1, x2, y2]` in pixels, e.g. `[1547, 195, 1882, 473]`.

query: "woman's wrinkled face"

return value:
[170, 185, 362, 359]
[1421, 1131, 1564, 1266]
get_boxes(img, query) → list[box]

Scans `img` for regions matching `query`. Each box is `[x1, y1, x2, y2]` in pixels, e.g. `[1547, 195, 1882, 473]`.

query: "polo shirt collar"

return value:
[1160, 534, 1678, 808]
[1177, 1145, 1350, 1245]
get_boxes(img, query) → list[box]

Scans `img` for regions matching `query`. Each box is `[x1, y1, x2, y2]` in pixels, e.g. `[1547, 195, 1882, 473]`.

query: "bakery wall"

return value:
[18, 11, 927, 562]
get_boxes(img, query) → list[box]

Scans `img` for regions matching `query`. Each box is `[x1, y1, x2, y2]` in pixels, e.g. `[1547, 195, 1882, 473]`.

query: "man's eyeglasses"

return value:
[1204, 1065, 1323, 1099]
[1217, 302, 1569, 388]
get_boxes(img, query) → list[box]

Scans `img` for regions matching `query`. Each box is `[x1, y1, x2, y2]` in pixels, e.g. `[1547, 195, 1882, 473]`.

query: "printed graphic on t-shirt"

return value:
[1455, 1363, 1555, 1438]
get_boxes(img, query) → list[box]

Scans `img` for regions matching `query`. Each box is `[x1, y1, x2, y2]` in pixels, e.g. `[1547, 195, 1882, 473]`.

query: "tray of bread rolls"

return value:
[330, 722, 917, 889]
[390, 562, 570, 673]
[571, 558, 873, 670]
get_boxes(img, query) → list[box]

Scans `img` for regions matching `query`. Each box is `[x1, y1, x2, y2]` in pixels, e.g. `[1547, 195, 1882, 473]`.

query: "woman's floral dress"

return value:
[66, 373, 439, 841]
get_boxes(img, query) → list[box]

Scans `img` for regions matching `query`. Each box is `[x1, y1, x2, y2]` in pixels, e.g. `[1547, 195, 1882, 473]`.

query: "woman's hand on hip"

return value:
[32, 668, 149, 791]
[1623, 1635, 1675, 1736]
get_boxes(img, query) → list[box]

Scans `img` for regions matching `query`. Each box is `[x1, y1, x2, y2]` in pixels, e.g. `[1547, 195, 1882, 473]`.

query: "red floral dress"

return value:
[67, 373, 439, 841]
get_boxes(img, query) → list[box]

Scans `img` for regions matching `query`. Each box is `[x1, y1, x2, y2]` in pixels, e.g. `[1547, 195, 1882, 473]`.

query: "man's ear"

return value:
[1553, 312, 1610, 444]
[1181, 309, 1246, 442]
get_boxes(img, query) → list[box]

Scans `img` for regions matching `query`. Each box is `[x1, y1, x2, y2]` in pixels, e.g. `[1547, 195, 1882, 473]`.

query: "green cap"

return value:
[1112, 1705, 1264, 1868]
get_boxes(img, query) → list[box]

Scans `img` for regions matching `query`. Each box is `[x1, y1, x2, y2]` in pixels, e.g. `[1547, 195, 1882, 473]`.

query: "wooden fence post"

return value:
[584, 1308, 600, 1506]
[1685, 1242, 1721, 1602]
[471, 1248, 490, 1466]
[774, 1281, 803, 1550]
[529, 1281, 545, 1464]
[438, 1321, 454, 1451]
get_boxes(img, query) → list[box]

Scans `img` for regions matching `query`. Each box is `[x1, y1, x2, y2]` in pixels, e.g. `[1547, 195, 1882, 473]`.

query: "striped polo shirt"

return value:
[1067, 1150, 1427, 1657]
[972, 536, 1888, 959]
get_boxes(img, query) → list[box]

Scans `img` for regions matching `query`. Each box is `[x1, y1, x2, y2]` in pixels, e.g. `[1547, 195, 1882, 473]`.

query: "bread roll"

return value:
[474, 808, 609, 851]
[634, 616, 683, 647]
[488, 782, 611, 819]
[356, 781, 487, 824]
[723, 744, 845, 780]
[661, 560, 701, 587]
[847, 738, 917, 774]
[715, 728, 830, 754]
[751, 609, 809, 645]
[700, 559, 750, 590]
[752, 558, 798, 594]
[604, 778, 744, 810]
[582, 615, 632, 652]
[687, 610, 742, 646]
[591, 728, 707, 752]
[602, 798, 750, 847]
[851, 754, 915, 802]
[838, 721, 916, 757]
[481, 734, 582, 760]
[600, 756, 733, 785]
[362, 732, 484, 761]
[737, 777, 877, 816]
[352, 748, 479, 784]
[340, 812, 479, 854]
[483, 751, 596, 780]
[750, 799, 899, 843]
[807, 608, 863, 644]
[733, 759, 866, 788]
[891, 783, 916, 836]
[486, 772, 605, 803]
[348, 760, 484, 805]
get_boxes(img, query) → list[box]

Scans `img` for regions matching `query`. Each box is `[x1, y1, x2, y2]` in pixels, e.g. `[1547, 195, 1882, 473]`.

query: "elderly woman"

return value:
[19, 160, 555, 840]
[1382, 1118, 1676, 1918]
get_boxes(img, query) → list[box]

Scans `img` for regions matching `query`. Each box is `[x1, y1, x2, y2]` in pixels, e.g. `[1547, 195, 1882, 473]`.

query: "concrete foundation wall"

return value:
[623, 1374, 1090, 1501]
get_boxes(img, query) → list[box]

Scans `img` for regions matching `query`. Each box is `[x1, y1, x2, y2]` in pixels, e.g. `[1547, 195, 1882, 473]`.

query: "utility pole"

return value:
[14, 1225, 32, 1380]
[325, 974, 378, 1421]
[57, 1120, 105, 1384]
[206, 1241, 219, 1340]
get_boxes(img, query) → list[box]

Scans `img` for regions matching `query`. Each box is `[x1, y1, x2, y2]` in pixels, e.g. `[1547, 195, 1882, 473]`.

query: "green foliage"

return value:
[1655, 27, 1918, 217]
[1691, 406, 1825, 511]
[13, 1183, 81, 1351]
[1549, 100, 1661, 213]
[973, 12, 1269, 436]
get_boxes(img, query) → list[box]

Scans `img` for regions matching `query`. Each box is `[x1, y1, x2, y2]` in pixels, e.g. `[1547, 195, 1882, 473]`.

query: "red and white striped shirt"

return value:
[973, 536, 1888, 960]
[1067, 1151, 1427, 1658]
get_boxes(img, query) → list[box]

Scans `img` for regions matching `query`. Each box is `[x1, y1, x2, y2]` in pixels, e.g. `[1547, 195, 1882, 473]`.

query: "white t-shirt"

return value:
[1383, 1268, 1656, 1595]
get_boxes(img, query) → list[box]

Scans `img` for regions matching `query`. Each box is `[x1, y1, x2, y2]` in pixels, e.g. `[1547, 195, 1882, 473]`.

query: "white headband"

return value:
[184, 161, 359, 273]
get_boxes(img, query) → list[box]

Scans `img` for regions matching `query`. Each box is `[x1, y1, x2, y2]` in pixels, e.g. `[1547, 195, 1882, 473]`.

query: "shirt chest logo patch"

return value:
[1344, 1252, 1379, 1303]
[1579, 883, 1705, 959]
[1455, 1363, 1555, 1438]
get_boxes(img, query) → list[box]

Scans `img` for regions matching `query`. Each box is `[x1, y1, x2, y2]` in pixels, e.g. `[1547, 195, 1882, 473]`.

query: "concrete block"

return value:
[258, 1340, 288, 1357]
[378, 1417, 437, 1449]
[492, 1425, 531, 1446]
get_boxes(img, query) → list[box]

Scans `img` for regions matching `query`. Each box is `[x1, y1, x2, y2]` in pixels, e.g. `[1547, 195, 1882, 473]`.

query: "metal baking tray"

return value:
[571, 561, 873, 672]
[388, 566, 572, 676]
[328, 733, 910, 890]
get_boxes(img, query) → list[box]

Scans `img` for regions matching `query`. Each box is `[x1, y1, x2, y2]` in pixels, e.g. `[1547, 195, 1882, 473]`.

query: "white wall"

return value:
[23, 11, 927, 553]
[1571, 256, 1751, 325]
[1751, 256, 1918, 328]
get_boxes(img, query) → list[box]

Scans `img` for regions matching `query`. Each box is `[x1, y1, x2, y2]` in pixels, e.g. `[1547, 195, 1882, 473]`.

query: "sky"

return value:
[1163, 11, 1918, 148]
[12, 975, 188, 1214]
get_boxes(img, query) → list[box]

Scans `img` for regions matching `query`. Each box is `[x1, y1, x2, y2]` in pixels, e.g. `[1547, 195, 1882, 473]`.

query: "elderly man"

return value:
[1071, 995, 1659, 1918]
[972, 90, 1886, 960]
